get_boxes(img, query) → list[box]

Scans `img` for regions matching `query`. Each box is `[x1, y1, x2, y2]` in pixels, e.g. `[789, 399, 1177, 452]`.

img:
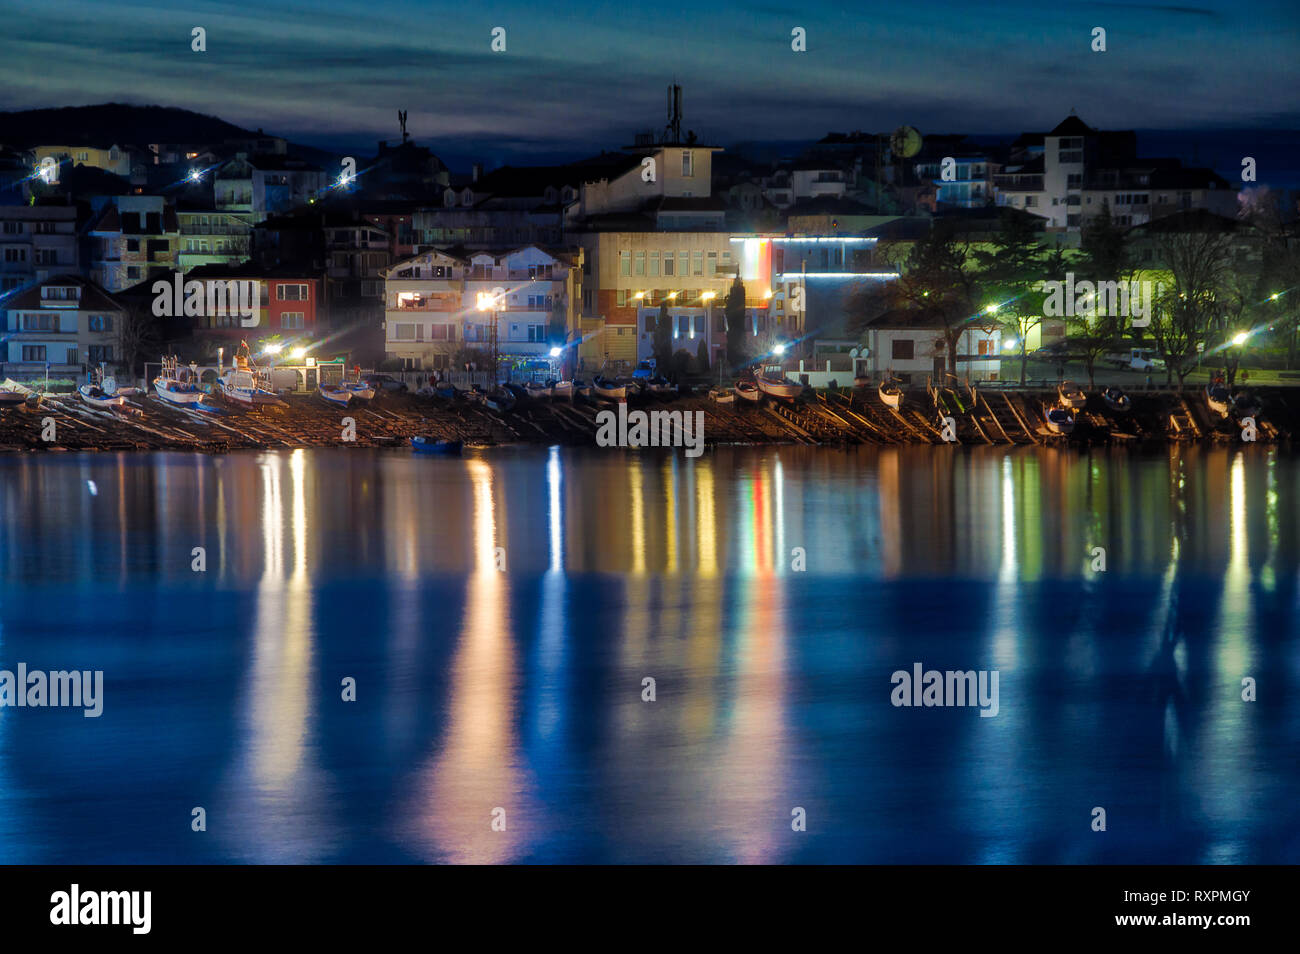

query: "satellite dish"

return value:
[849, 348, 860, 358]
[102, 377, 117, 394]
[890, 125, 923, 159]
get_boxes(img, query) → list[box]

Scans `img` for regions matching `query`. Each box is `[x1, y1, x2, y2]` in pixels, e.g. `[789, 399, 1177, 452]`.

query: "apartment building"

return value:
[0, 202, 80, 294]
[86, 195, 180, 292]
[1, 275, 125, 380]
[382, 245, 581, 371]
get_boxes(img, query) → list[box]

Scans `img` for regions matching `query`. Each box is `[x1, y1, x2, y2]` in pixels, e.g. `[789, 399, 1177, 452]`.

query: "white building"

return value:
[858, 311, 1002, 384]
[382, 245, 582, 371]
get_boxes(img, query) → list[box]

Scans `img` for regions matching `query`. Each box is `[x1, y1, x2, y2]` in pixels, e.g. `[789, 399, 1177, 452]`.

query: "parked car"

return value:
[632, 359, 656, 380]
[1104, 347, 1165, 372]
[364, 373, 409, 393]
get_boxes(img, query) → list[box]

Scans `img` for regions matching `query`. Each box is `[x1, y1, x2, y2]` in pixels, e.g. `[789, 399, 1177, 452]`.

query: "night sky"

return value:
[3, 0, 1298, 161]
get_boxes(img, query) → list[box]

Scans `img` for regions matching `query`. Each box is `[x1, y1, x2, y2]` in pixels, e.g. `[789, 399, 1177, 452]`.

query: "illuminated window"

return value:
[682, 151, 694, 177]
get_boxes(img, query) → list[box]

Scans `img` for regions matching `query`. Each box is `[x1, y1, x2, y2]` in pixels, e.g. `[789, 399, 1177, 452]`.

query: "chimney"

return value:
[472, 163, 483, 183]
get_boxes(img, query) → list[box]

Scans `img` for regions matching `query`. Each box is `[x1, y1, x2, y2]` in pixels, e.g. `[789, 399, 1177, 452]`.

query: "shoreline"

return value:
[0, 386, 1293, 454]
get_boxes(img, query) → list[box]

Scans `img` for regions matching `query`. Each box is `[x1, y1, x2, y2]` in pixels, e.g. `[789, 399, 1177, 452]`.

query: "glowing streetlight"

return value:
[1232, 331, 1249, 346]
[985, 304, 998, 314]
[773, 343, 786, 355]
[263, 342, 283, 355]
[666, 291, 678, 300]
[1270, 293, 1280, 301]
[1003, 339, 1017, 351]
[633, 291, 646, 300]
[290, 347, 306, 360]
[701, 291, 716, 302]
[549, 346, 561, 358]
[188, 169, 202, 182]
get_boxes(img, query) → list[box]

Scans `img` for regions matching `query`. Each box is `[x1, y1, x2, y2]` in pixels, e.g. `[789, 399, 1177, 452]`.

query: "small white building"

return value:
[858, 310, 1002, 384]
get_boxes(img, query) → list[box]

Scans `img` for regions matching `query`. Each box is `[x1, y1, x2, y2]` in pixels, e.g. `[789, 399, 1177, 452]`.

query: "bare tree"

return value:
[1149, 230, 1233, 388]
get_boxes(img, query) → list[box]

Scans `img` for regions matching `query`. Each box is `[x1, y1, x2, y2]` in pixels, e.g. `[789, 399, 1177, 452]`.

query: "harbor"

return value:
[0, 375, 1292, 453]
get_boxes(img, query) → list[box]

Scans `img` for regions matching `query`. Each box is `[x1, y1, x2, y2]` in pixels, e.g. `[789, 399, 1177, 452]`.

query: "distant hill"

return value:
[0, 103, 258, 148]
[0, 103, 341, 169]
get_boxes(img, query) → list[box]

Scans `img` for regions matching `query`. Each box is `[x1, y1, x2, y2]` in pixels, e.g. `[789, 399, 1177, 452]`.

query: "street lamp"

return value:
[476, 292, 500, 381]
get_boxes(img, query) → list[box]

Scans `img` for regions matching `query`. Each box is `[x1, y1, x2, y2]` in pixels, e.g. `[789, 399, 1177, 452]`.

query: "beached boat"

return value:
[0, 388, 29, 407]
[318, 384, 353, 407]
[340, 380, 376, 401]
[708, 386, 735, 404]
[78, 383, 127, 409]
[592, 377, 627, 401]
[410, 437, 463, 455]
[153, 358, 207, 406]
[574, 379, 593, 399]
[1232, 389, 1261, 417]
[1101, 386, 1131, 412]
[550, 379, 575, 400]
[735, 381, 762, 402]
[878, 379, 903, 410]
[1044, 405, 1075, 434]
[434, 383, 460, 400]
[853, 375, 871, 389]
[755, 373, 804, 400]
[1205, 383, 1231, 417]
[1058, 380, 1087, 409]
[523, 381, 551, 401]
[484, 388, 516, 413]
[646, 376, 677, 397]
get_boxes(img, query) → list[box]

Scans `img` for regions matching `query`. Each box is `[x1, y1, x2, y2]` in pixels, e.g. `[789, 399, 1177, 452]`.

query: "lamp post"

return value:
[477, 292, 499, 383]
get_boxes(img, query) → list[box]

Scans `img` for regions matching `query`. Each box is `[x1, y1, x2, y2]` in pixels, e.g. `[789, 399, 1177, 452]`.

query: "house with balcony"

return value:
[86, 195, 180, 292]
[0, 201, 80, 295]
[176, 204, 252, 271]
[381, 245, 581, 371]
[1, 275, 125, 381]
[32, 143, 133, 180]
[214, 153, 326, 223]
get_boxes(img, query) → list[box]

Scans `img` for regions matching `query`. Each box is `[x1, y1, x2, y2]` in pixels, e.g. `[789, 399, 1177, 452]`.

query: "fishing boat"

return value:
[735, 381, 762, 403]
[1058, 380, 1087, 409]
[153, 357, 207, 406]
[78, 383, 127, 409]
[646, 375, 677, 397]
[410, 437, 463, 455]
[755, 372, 804, 401]
[853, 374, 871, 389]
[1100, 386, 1131, 412]
[878, 378, 903, 410]
[550, 379, 575, 400]
[465, 386, 487, 405]
[1205, 382, 1231, 417]
[504, 382, 531, 403]
[523, 381, 551, 401]
[340, 379, 376, 401]
[218, 346, 286, 409]
[434, 383, 460, 400]
[1232, 389, 1261, 418]
[592, 376, 627, 401]
[484, 387, 515, 413]
[318, 383, 354, 407]
[574, 379, 593, 399]
[708, 385, 735, 404]
[0, 384, 30, 407]
[1044, 404, 1075, 435]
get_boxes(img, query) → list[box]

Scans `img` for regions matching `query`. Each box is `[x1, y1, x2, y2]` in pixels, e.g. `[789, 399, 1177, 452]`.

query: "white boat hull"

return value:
[879, 385, 903, 409]
[319, 387, 353, 407]
[79, 385, 126, 409]
[592, 383, 626, 400]
[153, 378, 206, 405]
[756, 376, 804, 400]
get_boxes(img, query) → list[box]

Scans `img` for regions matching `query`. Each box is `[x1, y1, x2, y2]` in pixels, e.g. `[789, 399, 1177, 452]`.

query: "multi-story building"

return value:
[86, 195, 180, 292]
[856, 309, 1002, 384]
[32, 143, 133, 180]
[914, 155, 993, 209]
[176, 206, 252, 271]
[1, 275, 125, 381]
[214, 154, 326, 223]
[177, 263, 323, 356]
[381, 245, 582, 372]
[0, 202, 80, 294]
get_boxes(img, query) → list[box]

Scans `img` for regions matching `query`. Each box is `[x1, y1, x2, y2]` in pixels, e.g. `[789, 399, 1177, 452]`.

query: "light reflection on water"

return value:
[0, 445, 1296, 863]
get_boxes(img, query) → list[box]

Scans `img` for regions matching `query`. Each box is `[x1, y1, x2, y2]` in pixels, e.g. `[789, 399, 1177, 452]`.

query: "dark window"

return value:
[892, 339, 914, 360]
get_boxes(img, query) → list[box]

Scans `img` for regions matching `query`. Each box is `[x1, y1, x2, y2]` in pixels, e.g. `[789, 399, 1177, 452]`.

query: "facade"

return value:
[0, 203, 80, 294]
[32, 143, 132, 179]
[382, 246, 581, 371]
[87, 196, 180, 292]
[915, 155, 993, 209]
[215, 154, 326, 223]
[1, 275, 125, 380]
[177, 264, 322, 355]
[176, 208, 252, 271]
[858, 312, 1002, 383]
